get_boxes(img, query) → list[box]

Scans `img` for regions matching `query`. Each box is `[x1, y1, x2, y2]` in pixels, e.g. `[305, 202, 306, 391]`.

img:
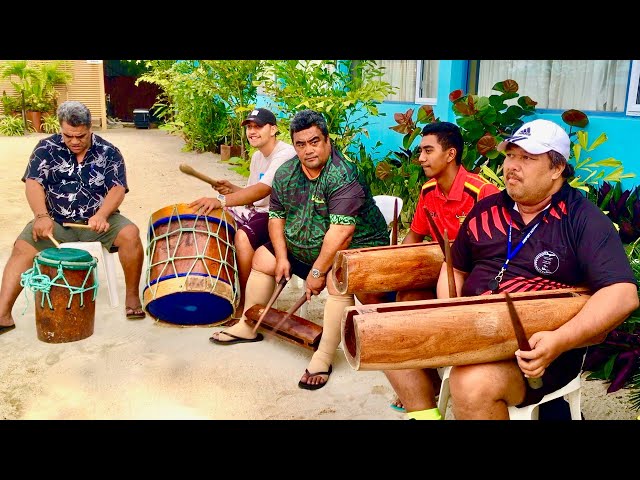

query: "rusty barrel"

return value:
[24, 247, 98, 343]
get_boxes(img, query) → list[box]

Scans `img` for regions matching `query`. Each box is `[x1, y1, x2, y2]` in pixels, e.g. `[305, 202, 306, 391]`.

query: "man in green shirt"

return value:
[210, 109, 389, 390]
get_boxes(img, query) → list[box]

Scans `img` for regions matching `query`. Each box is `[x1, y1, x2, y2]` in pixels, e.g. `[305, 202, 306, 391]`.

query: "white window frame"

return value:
[626, 60, 640, 116]
[414, 60, 438, 105]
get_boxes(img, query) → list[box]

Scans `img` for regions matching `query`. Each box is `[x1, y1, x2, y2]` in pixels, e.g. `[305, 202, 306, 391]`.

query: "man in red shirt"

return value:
[387, 121, 500, 416]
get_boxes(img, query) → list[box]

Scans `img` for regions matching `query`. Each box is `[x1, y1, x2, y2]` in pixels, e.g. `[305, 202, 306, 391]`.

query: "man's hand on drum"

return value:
[189, 197, 221, 215]
[32, 216, 54, 243]
[88, 213, 110, 234]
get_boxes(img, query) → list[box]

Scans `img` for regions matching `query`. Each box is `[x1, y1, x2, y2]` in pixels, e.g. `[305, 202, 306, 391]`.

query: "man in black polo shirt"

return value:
[399, 118, 639, 419]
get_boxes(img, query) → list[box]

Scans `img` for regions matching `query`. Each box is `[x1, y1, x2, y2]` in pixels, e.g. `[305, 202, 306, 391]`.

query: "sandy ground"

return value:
[1, 127, 638, 420]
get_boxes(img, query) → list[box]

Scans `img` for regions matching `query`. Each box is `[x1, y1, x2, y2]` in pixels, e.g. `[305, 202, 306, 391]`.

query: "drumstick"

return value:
[443, 229, 457, 298]
[391, 198, 398, 246]
[425, 212, 447, 255]
[252, 277, 288, 333]
[269, 292, 310, 335]
[62, 222, 93, 229]
[47, 234, 60, 248]
[179, 163, 220, 188]
[504, 292, 544, 390]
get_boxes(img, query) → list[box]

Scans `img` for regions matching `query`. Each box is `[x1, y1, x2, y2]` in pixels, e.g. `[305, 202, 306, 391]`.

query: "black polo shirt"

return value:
[452, 182, 636, 297]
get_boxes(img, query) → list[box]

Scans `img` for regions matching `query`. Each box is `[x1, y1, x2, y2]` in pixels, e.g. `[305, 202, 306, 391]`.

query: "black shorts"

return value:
[263, 241, 313, 280]
[237, 211, 270, 251]
[517, 347, 586, 407]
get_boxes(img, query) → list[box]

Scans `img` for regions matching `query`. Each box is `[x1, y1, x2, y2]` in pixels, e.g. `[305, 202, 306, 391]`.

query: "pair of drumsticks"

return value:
[46, 222, 94, 248]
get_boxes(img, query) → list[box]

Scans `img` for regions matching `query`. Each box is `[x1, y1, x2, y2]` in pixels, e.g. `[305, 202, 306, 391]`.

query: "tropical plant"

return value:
[40, 113, 60, 134]
[256, 60, 396, 156]
[582, 237, 640, 403]
[559, 109, 635, 192]
[449, 79, 537, 174]
[135, 60, 230, 154]
[0, 114, 29, 136]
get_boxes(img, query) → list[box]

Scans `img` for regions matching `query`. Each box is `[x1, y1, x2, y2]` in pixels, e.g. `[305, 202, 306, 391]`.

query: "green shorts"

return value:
[17, 213, 135, 252]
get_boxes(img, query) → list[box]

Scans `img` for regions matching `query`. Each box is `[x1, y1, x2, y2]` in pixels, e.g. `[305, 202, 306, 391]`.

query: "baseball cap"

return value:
[497, 119, 570, 160]
[241, 108, 277, 127]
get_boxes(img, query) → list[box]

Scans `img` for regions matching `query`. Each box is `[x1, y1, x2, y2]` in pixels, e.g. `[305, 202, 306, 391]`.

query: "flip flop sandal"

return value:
[298, 365, 333, 390]
[209, 331, 264, 345]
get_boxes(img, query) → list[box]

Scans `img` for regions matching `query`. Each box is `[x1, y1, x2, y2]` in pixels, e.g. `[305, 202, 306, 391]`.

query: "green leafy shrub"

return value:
[0, 114, 28, 136]
[40, 113, 59, 134]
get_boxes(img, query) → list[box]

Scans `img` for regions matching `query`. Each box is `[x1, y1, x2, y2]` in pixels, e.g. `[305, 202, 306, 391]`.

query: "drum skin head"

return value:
[38, 247, 95, 268]
[145, 291, 234, 326]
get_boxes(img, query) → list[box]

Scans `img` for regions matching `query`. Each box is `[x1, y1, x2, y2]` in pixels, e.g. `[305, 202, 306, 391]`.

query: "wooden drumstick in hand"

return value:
[179, 164, 220, 188]
[47, 234, 60, 248]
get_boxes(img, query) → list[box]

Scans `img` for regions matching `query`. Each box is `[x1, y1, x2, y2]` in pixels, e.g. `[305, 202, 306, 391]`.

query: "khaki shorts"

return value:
[17, 213, 135, 252]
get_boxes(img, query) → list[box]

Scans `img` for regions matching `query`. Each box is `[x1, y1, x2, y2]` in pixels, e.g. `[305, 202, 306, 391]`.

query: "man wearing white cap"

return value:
[189, 108, 295, 319]
[399, 118, 639, 419]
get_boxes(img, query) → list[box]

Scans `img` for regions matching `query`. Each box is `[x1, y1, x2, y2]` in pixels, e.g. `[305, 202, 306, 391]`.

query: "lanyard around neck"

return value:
[488, 209, 549, 291]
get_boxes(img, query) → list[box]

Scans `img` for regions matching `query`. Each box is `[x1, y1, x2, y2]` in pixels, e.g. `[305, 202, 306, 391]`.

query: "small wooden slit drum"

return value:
[143, 204, 239, 326]
[332, 242, 446, 295]
[341, 288, 591, 371]
[244, 304, 323, 350]
[20, 247, 98, 343]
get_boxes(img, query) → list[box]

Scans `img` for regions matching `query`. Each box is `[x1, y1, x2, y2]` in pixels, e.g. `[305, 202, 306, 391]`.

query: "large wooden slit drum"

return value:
[21, 247, 98, 343]
[332, 242, 445, 294]
[341, 288, 591, 371]
[143, 204, 239, 326]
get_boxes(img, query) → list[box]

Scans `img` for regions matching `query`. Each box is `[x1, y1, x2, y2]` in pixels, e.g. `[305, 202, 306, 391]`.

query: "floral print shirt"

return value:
[22, 133, 128, 224]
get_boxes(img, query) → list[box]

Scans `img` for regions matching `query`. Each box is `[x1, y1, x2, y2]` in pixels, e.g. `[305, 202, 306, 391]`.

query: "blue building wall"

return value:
[259, 60, 640, 190]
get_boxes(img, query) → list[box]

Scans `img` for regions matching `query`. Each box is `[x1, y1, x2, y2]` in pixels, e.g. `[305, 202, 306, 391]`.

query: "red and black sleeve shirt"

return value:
[411, 165, 500, 241]
[451, 182, 637, 297]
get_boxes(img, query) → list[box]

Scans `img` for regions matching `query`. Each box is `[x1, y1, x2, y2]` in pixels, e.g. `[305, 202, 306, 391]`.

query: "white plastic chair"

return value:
[58, 241, 120, 308]
[437, 365, 583, 420]
[373, 195, 404, 245]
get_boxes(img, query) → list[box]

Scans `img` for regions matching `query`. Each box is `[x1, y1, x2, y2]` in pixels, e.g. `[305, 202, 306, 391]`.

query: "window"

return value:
[376, 61, 439, 103]
[476, 60, 631, 113]
[626, 60, 640, 116]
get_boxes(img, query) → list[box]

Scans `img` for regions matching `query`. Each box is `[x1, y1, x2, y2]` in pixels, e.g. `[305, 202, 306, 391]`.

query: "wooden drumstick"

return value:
[391, 198, 398, 246]
[47, 234, 60, 248]
[62, 222, 93, 229]
[443, 228, 457, 298]
[252, 277, 288, 333]
[504, 292, 544, 390]
[179, 164, 220, 188]
[270, 292, 310, 334]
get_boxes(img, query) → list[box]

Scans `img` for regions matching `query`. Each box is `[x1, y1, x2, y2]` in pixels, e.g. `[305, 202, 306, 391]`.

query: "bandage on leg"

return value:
[306, 294, 354, 374]
[218, 269, 275, 338]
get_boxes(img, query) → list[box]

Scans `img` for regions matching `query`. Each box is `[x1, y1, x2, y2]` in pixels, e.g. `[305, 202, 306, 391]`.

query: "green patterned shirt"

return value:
[269, 147, 389, 264]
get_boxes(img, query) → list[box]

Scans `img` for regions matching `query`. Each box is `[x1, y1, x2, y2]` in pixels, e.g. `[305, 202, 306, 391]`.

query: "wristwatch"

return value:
[216, 193, 227, 208]
[311, 268, 326, 279]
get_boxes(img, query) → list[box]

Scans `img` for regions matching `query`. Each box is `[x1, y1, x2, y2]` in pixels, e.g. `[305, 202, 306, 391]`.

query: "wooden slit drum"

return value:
[244, 304, 323, 350]
[340, 288, 591, 371]
[331, 242, 446, 295]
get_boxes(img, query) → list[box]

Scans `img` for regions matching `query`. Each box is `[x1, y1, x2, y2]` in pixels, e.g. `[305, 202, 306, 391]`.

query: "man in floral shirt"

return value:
[0, 101, 145, 336]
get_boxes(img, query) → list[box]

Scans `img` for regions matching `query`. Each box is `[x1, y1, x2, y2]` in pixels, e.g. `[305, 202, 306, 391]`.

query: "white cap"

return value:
[497, 119, 570, 160]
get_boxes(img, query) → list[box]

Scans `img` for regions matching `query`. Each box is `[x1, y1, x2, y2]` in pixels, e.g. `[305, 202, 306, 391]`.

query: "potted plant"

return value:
[0, 60, 72, 133]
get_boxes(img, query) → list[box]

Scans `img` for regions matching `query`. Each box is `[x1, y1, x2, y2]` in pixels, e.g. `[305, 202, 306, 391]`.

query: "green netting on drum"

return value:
[20, 247, 99, 310]
[144, 205, 239, 326]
